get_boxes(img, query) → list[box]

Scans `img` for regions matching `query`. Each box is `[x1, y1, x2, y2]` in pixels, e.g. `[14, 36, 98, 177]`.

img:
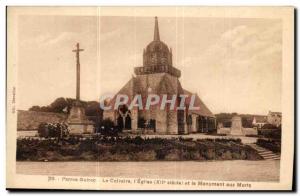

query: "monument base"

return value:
[67, 103, 94, 135]
[230, 128, 244, 136]
[68, 123, 94, 135]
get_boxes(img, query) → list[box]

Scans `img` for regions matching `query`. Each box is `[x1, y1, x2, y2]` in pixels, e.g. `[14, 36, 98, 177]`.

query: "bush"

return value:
[78, 139, 98, 153]
[179, 137, 193, 142]
[245, 134, 258, 137]
[242, 117, 253, 128]
[133, 136, 144, 145]
[38, 123, 49, 137]
[99, 118, 119, 136]
[155, 148, 169, 160]
[16, 137, 262, 161]
[215, 138, 241, 144]
[258, 128, 281, 139]
[256, 138, 281, 153]
[261, 123, 278, 130]
[38, 122, 69, 138]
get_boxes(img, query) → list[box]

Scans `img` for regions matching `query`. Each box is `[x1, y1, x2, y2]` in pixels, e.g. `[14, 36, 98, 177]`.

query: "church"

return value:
[103, 17, 216, 135]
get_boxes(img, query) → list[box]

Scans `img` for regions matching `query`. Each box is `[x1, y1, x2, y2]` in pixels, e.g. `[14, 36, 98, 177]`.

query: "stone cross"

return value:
[72, 43, 84, 101]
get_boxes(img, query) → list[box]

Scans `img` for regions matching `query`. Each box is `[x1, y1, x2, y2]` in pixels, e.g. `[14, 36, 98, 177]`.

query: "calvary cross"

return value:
[72, 43, 84, 101]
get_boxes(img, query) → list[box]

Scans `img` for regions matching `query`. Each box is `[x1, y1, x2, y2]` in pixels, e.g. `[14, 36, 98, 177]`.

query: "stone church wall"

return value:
[167, 110, 178, 134]
[155, 109, 168, 134]
[189, 114, 198, 133]
[103, 110, 115, 122]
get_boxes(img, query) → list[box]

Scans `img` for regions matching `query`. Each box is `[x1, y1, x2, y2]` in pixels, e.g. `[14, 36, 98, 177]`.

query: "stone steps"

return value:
[248, 144, 280, 160]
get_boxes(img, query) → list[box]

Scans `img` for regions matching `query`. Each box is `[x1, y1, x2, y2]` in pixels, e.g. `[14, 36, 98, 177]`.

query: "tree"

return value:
[50, 97, 68, 113]
[215, 113, 234, 126]
[29, 105, 41, 112]
[85, 101, 102, 116]
[40, 106, 51, 112]
[242, 117, 253, 128]
[28, 97, 103, 120]
[38, 122, 49, 137]
[261, 123, 278, 130]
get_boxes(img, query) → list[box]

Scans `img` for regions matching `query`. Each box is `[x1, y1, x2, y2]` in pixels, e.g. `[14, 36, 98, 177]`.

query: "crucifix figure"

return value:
[72, 43, 84, 101]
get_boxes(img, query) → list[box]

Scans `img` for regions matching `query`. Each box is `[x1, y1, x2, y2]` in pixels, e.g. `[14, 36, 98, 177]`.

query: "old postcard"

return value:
[6, 6, 294, 190]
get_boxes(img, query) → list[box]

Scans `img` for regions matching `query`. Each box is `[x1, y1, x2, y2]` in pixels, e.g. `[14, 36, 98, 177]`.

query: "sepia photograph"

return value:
[6, 6, 294, 190]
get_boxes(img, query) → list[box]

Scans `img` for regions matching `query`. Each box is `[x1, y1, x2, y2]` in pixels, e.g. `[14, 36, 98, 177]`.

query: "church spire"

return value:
[154, 16, 160, 41]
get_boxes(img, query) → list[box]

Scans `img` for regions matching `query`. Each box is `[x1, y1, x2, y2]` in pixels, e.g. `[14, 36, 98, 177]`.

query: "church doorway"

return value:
[117, 115, 124, 130]
[117, 104, 131, 131]
[176, 96, 185, 134]
[125, 115, 132, 130]
[197, 116, 205, 133]
[187, 114, 192, 132]
[177, 110, 185, 134]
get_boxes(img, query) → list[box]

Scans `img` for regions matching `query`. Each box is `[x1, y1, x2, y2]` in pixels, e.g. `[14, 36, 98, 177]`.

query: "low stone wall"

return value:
[17, 130, 38, 138]
[217, 128, 231, 135]
[217, 127, 257, 136]
[17, 110, 67, 130]
[243, 128, 258, 135]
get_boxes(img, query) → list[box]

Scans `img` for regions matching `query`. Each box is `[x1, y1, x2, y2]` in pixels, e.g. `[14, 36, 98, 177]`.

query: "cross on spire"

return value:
[154, 16, 160, 41]
[72, 43, 84, 101]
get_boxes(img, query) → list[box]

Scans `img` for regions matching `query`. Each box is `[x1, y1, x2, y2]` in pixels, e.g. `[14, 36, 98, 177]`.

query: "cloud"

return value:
[100, 28, 121, 41]
[20, 31, 79, 48]
[180, 21, 282, 114]
[198, 23, 282, 69]
[45, 32, 78, 45]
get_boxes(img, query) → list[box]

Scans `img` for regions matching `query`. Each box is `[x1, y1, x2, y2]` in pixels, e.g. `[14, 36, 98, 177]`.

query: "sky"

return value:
[17, 15, 282, 115]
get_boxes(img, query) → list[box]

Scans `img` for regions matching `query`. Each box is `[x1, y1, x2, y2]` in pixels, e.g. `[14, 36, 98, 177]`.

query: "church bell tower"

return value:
[134, 17, 181, 78]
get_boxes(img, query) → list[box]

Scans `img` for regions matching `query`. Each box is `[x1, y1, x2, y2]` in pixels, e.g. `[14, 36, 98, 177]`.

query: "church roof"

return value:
[105, 74, 215, 118]
[146, 40, 169, 53]
[134, 73, 184, 95]
[154, 16, 160, 41]
[183, 89, 215, 118]
[106, 73, 183, 107]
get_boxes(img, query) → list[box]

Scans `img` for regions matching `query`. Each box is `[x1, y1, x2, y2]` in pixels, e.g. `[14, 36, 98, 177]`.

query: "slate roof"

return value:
[183, 89, 215, 118]
[105, 73, 215, 118]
